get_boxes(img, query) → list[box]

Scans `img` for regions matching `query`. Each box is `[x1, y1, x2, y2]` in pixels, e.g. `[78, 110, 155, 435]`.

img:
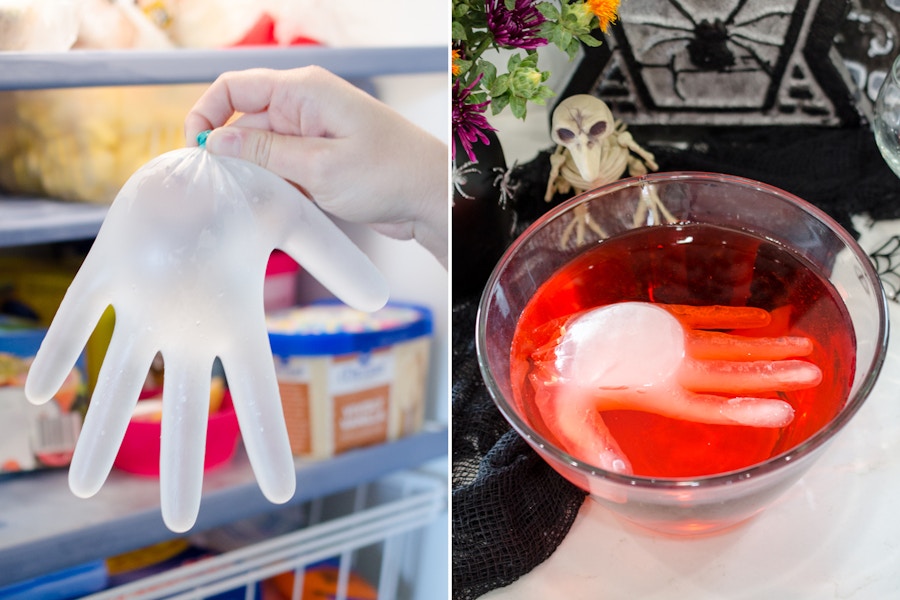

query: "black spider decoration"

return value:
[675, 0, 790, 74]
[687, 16, 737, 70]
[616, 0, 800, 105]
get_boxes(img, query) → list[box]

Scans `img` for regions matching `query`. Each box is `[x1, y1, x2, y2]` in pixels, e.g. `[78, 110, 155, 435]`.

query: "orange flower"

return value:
[452, 49, 461, 76]
[586, 0, 620, 32]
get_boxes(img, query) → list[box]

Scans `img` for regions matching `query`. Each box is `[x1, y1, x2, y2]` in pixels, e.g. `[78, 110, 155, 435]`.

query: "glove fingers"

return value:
[159, 354, 214, 533]
[25, 269, 110, 405]
[529, 370, 631, 475]
[687, 330, 814, 361]
[68, 323, 156, 498]
[680, 357, 823, 394]
[268, 174, 388, 313]
[220, 331, 295, 505]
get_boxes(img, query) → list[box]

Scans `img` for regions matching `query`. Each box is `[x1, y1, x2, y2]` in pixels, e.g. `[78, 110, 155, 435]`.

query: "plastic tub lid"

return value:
[0, 316, 46, 356]
[267, 300, 432, 357]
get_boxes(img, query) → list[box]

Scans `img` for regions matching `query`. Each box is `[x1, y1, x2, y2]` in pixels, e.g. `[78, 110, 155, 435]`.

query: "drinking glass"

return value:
[874, 53, 900, 177]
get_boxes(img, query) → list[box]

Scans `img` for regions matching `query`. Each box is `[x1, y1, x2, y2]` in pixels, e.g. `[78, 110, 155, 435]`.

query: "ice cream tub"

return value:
[267, 301, 432, 458]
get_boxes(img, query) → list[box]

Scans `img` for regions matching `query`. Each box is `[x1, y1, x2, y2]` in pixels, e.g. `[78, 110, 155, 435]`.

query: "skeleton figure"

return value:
[545, 94, 669, 246]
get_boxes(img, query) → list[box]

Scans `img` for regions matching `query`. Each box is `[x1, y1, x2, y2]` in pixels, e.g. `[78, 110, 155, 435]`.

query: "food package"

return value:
[0, 315, 87, 473]
[268, 302, 432, 459]
[0, 253, 113, 392]
[136, 0, 265, 48]
[0, 84, 206, 204]
[268, 558, 378, 600]
[0, 0, 80, 51]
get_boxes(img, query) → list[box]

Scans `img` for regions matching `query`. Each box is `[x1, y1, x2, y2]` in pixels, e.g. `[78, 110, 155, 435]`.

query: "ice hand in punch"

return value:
[529, 302, 822, 474]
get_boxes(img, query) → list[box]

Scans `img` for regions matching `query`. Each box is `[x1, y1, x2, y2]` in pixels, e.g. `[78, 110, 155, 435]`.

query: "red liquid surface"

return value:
[510, 224, 856, 478]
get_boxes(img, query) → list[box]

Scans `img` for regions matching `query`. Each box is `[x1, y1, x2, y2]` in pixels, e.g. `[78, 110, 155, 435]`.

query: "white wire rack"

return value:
[86, 470, 447, 600]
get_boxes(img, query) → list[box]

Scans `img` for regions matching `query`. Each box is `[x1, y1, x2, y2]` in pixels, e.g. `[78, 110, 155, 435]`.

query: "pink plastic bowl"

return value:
[113, 391, 240, 477]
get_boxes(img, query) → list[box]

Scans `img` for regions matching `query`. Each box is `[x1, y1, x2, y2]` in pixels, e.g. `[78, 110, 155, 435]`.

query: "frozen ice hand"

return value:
[529, 302, 822, 474]
[24, 147, 389, 532]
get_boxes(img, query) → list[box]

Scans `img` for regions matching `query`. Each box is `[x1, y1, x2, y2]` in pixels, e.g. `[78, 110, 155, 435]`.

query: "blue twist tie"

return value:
[197, 129, 211, 148]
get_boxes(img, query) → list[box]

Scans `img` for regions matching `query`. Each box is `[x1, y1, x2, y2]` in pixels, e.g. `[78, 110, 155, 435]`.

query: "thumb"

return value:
[205, 127, 302, 183]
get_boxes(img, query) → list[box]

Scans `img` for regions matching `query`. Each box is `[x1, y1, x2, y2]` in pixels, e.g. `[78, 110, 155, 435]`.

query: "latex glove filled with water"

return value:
[24, 145, 389, 532]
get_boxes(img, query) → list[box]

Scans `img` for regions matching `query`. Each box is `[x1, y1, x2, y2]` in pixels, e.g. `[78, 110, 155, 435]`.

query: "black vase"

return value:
[452, 130, 516, 301]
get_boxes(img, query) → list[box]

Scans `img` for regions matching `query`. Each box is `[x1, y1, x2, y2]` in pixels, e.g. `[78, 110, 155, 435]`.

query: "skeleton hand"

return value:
[25, 147, 388, 532]
[528, 302, 821, 473]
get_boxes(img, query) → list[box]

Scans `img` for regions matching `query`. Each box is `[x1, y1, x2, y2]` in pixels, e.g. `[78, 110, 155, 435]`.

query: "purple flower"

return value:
[453, 74, 496, 163]
[485, 0, 548, 50]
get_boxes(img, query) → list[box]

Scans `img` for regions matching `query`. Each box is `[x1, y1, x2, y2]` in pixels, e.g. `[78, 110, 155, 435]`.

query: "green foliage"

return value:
[452, 0, 606, 121]
[538, 1, 603, 59]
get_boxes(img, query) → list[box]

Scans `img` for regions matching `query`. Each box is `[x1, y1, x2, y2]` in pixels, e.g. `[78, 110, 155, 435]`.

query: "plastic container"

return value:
[0, 559, 107, 599]
[267, 301, 432, 458]
[113, 389, 240, 477]
[264, 250, 300, 312]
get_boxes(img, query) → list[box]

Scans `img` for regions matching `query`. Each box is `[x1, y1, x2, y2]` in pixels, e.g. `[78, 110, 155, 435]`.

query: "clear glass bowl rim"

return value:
[476, 170, 890, 491]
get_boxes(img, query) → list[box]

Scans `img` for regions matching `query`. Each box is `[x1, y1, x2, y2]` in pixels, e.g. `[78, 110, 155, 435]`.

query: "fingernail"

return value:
[722, 398, 794, 428]
[599, 449, 631, 474]
[207, 129, 241, 157]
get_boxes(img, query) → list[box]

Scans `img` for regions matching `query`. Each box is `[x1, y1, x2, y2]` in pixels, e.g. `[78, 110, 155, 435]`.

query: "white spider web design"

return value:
[869, 235, 900, 301]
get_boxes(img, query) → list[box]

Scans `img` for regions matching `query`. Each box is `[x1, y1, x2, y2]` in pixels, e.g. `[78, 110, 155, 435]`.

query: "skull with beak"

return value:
[545, 94, 663, 246]
[550, 94, 616, 185]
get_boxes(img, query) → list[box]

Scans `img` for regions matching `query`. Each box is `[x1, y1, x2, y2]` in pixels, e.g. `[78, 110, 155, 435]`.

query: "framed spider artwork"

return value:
[560, 0, 863, 126]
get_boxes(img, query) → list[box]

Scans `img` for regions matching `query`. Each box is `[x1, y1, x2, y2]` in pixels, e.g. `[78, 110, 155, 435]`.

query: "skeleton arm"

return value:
[545, 145, 571, 202]
[615, 125, 659, 172]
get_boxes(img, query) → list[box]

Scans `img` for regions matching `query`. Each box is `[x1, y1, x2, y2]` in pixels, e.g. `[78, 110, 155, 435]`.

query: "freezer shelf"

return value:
[0, 424, 447, 587]
[88, 471, 447, 599]
[0, 44, 445, 248]
[0, 46, 447, 90]
[0, 196, 108, 247]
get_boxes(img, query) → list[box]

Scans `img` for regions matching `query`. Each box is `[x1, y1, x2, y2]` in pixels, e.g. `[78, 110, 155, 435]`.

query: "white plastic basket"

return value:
[86, 470, 447, 600]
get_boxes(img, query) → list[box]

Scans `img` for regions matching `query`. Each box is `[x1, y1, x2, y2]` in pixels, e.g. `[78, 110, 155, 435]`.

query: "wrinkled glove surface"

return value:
[26, 147, 388, 532]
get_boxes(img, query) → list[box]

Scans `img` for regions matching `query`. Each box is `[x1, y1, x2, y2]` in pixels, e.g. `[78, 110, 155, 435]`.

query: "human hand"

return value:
[25, 147, 388, 532]
[529, 302, 822, 473]
[184, 66, 448, 267]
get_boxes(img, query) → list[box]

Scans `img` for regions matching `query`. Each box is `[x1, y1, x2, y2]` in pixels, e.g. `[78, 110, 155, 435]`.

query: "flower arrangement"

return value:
[452, 0, 622, 162]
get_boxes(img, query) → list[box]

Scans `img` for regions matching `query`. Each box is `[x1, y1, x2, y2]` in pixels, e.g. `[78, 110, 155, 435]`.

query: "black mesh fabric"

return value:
[451, 124, 900, 600]
[451, 292, 587, 600]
